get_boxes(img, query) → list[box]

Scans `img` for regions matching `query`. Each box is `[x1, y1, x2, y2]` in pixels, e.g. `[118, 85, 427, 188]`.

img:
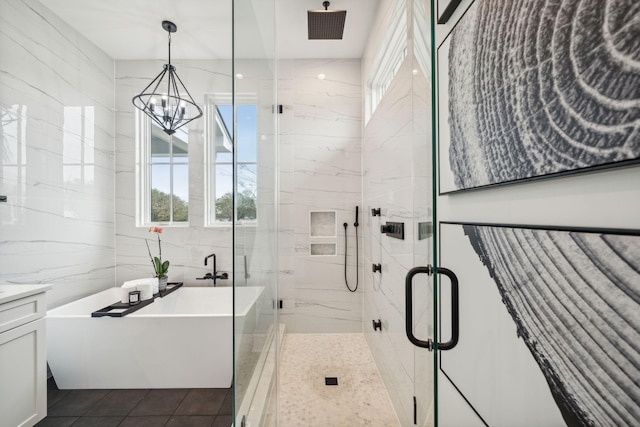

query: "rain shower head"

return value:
[307, 1, 346, 40]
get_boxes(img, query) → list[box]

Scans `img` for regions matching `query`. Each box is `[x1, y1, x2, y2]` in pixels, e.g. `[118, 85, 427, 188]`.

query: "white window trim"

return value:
[135, 110, 190, 227]
[204, 93, 259, 227]
[366, 0, 408, 123]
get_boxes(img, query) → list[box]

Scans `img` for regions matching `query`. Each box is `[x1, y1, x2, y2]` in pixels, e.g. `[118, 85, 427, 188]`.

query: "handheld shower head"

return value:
[354, 206, 359, 227]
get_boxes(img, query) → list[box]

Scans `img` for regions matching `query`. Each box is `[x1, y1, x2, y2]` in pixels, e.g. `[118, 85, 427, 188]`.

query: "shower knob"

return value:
[380, 224, 394, 233]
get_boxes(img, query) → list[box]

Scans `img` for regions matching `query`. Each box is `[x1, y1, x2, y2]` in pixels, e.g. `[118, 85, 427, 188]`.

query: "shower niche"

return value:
[309, 211, 337, 256]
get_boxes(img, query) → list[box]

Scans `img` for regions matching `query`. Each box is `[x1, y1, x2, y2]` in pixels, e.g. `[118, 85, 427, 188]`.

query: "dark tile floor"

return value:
[37, 379, 233, 427]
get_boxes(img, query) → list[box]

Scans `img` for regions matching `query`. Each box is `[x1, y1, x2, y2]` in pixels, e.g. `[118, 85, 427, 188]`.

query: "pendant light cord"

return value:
[167, 32, 172, 99]
[344, 222, 359, 292]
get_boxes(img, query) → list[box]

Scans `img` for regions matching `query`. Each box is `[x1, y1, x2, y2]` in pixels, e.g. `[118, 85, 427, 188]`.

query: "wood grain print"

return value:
[438, 0, 640, 193]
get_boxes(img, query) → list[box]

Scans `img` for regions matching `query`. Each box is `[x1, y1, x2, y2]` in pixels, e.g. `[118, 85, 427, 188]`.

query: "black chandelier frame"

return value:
[132, 21, 203, 135]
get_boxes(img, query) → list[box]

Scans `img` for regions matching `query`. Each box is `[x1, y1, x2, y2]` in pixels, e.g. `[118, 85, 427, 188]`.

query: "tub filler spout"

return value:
[198, 253, 228, 285]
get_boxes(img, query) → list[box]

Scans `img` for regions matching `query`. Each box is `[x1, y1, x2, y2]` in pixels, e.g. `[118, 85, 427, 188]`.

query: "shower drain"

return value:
[325, 377, 338, 386]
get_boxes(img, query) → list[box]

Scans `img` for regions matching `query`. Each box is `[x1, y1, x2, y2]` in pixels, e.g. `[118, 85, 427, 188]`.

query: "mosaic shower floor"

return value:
[278, 333, 401, 427]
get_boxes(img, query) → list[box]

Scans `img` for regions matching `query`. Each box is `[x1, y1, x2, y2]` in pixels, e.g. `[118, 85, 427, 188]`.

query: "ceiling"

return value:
[40, 0, 380, 60]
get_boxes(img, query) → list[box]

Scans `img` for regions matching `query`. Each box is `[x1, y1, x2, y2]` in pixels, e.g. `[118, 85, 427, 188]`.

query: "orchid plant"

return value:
[146, 226, 170, 278]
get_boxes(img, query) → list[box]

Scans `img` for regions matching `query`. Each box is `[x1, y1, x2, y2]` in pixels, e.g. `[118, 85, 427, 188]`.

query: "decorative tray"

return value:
[156, 282, 183, 298]
[91, 282, 183, 318]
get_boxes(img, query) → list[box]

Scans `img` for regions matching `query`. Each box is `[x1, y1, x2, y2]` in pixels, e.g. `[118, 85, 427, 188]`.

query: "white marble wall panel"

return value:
[278, 59, 297, 314]
[362, 55, 434, 426]
[0, 0, 116, 308]
[277, 59, 363, 333]
[241, 63, 279, 337]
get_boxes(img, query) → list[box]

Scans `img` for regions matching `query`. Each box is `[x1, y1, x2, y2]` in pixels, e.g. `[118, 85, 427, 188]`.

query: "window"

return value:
[205, 96, 257, 225]
[136, 113, 189, 225]
[365, 0, 407, 123]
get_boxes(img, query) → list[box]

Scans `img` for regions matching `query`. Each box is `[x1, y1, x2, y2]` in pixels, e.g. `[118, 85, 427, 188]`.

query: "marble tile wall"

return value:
[362, 60, 417, 427]
[278, 59, 363, 333]
[235, 59, 279, 342]
[361, 0, 435, 425]
[0, 0, 116, 308]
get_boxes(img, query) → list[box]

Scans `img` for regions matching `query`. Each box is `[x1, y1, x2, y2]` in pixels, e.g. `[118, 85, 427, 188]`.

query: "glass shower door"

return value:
[232, 0, 278, 426]
[408, 0, 439, 425]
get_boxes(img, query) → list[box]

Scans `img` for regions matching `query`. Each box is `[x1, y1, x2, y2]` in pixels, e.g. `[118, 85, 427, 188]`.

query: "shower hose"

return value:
[343, 221, 359, 292]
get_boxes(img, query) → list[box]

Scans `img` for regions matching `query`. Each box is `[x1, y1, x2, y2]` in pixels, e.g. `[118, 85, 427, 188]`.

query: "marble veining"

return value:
[0, 0, 115, 308]
[278, 59, 363, 333]
[362, 33, 435, 426]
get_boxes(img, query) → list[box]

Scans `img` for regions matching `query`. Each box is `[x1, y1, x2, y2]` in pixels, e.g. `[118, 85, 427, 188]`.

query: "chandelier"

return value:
[132, 21, 202, 135]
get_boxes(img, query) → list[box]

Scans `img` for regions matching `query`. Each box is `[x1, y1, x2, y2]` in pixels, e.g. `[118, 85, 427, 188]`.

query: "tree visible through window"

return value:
[209, 103, 257, 224]
[149, 121, 189, 223]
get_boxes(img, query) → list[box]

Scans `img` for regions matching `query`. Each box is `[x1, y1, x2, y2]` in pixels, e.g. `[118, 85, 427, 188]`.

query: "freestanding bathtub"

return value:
[46, 286, 264, 389]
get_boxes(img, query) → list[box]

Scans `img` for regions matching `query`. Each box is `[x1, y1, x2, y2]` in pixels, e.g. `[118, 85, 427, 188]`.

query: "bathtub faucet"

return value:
[198, 253, 228, 286]
[204, 253, 215, 267]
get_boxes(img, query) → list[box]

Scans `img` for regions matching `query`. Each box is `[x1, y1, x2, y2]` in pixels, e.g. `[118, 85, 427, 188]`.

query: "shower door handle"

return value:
[405, 266, 433, 349]
[435, 267, 459, 351]
[405, 266, 459, 351]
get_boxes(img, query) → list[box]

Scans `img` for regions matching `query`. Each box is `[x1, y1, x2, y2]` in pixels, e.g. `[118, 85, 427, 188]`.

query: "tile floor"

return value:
[37, 379, 232, 427]
[277, 333, 401, 427]
[39, 333, 400, 427]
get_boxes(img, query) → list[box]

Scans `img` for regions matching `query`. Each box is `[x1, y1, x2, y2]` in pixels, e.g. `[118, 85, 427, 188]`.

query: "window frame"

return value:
[135, 110, 190, 227]
[365, 0, 408, 123]
[204, 94, 258, 227]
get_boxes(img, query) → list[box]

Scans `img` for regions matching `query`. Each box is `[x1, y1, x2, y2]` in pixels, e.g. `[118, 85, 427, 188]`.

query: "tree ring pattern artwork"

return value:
[437, 0, 640, 193]
[441, 222, 640, 426]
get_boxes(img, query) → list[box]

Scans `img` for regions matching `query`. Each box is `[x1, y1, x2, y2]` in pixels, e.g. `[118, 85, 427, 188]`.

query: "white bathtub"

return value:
[46, 286, 263, 389]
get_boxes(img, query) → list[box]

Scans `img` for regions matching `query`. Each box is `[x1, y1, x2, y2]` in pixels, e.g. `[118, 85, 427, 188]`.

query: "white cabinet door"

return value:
[0, 318, 46, 427]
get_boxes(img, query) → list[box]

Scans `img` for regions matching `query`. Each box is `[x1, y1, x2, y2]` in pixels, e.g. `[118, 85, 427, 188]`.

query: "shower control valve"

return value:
[372, 263, 382, 273]
[380, 222, 405, 240]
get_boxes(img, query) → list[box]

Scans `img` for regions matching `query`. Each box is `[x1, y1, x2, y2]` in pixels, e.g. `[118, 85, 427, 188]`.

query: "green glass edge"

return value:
[430, 0, 439, 426]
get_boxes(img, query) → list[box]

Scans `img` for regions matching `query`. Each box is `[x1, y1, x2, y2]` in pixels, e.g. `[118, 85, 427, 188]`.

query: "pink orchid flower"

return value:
[146, 226, 168, 278]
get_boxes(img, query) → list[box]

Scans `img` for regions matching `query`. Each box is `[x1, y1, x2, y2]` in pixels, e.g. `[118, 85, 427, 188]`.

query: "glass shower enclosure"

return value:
[232, 0, 279, 426]
[231, 0, 440, 426]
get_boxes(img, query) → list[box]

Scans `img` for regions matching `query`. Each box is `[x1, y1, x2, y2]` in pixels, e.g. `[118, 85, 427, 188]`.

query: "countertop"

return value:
[0, 284, 52, 305]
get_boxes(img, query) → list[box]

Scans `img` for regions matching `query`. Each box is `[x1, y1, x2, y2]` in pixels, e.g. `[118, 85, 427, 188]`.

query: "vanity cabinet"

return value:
[0, 285, 51, 427]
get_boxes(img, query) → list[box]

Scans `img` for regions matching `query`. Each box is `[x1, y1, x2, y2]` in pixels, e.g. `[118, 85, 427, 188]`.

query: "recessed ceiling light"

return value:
[318, 74, 326, 80]
[236, 73, 244, 79]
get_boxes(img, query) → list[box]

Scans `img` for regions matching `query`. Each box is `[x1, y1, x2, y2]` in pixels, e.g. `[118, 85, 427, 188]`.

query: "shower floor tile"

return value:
[278, 333, 401, 427]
